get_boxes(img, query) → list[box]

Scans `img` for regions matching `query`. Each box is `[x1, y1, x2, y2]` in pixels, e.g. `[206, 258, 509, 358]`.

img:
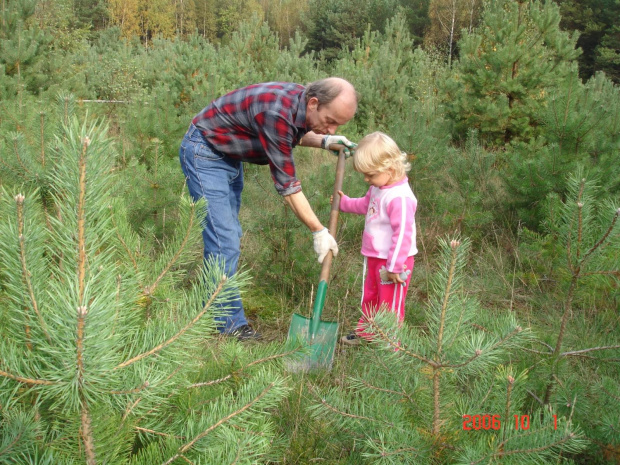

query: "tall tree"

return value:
[173, 0, 197, 36]
[426, 0, 482, 66]
[138, 0, 175, 45]
[302, 0, 399, 60]
[215, 0, 263, 39]
[554, 0, 620, 83]
[259, 0, 308, 45]
[108, 0, 141, 38]
[73, 0, 108, 30]
[0, 0, 50, 101]
[193, 0, 217, 40]
[441, 0, 581, 146]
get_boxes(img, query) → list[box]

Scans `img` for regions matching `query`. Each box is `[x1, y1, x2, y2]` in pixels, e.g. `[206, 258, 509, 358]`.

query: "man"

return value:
[179, 77, 358, 340]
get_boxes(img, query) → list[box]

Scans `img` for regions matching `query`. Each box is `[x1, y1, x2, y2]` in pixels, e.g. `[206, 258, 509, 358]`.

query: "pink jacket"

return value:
[340, 178, 417, 273]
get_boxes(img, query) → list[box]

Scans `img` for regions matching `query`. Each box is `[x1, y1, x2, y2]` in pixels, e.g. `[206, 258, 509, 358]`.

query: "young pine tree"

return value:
[503, 71, 620, 228]
[441, 0, 580, 146]
[520, 169, 620, 459]
[0, 116, 290, 464]
[308, 236, 586, 464]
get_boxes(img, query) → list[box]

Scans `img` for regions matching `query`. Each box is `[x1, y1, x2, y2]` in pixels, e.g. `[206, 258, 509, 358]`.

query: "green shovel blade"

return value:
[286, 280, 339, 371]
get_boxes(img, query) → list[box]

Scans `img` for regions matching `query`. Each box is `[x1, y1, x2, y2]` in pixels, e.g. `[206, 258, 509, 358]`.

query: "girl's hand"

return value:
[386, 271, 405, 284]
[380, 266, 411, 284]
[330, 190, 346, 204]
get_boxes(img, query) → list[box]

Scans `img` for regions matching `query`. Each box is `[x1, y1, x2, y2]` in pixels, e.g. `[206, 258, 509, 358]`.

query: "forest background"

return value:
[0, 0, 619, 464]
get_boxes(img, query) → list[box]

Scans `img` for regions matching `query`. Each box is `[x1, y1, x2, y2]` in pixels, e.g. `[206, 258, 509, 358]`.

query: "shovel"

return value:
[286, 146, 347, 371]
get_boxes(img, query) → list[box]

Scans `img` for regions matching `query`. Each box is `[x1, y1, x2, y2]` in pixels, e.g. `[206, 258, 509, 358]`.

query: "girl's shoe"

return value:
[340, 333, 361, 345]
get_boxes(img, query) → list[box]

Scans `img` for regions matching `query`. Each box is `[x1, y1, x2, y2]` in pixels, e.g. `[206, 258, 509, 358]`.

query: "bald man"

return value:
[179, 78, 358, 340]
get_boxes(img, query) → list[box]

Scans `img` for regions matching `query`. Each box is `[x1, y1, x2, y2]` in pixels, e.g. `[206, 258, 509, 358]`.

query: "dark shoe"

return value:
[229, 324, 261, 341]
[340, 333, 361, 345]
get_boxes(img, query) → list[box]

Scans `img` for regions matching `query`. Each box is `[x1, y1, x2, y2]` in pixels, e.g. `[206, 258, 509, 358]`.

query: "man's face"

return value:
[306, 94, 356, 135]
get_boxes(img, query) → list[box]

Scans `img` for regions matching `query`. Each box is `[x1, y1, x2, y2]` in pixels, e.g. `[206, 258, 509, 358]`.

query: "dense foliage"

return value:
[1, 0, 619, 463]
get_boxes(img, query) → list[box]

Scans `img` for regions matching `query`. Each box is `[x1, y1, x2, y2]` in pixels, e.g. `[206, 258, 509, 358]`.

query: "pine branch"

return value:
[76, 304, 96, 464]
[74, 135, 97, 465]
[307, 383, 390, 425]
[469, 434, 576, 464]
[581, 270, 620, 278]
[161, 382, 276, 465]
[356, 378, 409, 398]
[115, 276, 227, 370]
[580, 208, 619, 267]
[437, 239, 460, 357]
[39, 112, 45, 168]
[111, 213, 139, 274]
[365, 316, 437, 367]
[77, 136, 89, 306]
[0, 368, 54, 386]
[527, 389, 545, 406]
[502, 376, 515, 443]
[143, 201, 197, 296]
[432, 368, 441, 435]
[80, 402, 96, 465]
[79, 99, 130, 104]
[15, 193, 50, 342]
[374, 356, 417, 405]
[11, 134, 31, 175]
[135, 426, 185, 440]
[561, 345, 620, 356]
[443, 327, 523, 369]
[109, 381, 150, 395]
[0, 428, 24, 458]
[188, 349, 298, 388]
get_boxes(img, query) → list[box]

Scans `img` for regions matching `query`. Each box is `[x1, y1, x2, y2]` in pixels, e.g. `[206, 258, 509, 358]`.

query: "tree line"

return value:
[7, 0, 618, 82]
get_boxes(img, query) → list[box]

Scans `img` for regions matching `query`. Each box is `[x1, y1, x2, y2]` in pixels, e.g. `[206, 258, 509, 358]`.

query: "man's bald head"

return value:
[304, 77, 358, 135]
[306, 77, 359, 109]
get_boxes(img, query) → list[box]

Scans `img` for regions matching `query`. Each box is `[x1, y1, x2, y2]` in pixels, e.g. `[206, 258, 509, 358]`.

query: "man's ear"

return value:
[307, 96, 319, 111]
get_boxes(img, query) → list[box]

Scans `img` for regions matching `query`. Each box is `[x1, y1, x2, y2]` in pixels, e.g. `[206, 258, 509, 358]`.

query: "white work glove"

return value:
[313, 228, 339, 263]
[321, 135, 357, 158]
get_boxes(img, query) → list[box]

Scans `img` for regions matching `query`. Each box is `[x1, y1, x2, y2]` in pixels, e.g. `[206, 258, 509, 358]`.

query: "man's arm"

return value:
[284, 190, 338, 263]
[283, 190, 323, 231]
[298, 131, 323, 148]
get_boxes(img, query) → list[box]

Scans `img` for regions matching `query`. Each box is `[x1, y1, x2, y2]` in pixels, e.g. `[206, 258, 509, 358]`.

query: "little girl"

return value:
[338, 132, 418, 344]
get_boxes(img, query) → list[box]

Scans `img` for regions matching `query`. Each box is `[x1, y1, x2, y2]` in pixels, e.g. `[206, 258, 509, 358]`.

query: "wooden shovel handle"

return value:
[319, 146, 347, 282]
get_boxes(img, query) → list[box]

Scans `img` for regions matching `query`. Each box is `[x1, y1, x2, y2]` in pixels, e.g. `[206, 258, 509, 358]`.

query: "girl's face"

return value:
[363, 169, 395, 188]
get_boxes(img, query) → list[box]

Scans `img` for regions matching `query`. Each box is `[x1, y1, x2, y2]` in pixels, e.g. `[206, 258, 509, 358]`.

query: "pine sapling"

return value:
[538, 172, 620, 405]
[0, 116, 291, 464]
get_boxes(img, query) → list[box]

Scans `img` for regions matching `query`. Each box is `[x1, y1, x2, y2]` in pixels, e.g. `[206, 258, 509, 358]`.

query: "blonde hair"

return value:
[353, 132, 411, 178]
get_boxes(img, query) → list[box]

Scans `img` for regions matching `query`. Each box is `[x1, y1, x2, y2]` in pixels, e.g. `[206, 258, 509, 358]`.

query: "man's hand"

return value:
[321, 135, 357, 158]
[313, 228, 339, 263]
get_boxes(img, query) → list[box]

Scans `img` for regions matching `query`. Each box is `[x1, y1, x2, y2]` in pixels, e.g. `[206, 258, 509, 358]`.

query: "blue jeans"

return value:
[179, 124, 248, 333]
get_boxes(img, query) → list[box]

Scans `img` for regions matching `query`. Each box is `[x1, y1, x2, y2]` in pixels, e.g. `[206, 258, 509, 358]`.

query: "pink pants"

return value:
[356, 255, 415, 338]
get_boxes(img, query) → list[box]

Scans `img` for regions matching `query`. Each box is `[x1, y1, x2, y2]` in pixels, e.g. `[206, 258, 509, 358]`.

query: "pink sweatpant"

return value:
[356, 256, 415, 338]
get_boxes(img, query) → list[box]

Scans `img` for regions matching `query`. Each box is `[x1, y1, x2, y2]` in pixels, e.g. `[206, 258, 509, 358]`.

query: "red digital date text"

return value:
[462, 414, 557, 431]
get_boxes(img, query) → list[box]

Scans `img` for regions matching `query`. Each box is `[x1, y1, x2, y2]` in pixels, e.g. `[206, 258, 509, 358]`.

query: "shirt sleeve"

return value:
[385, 196, 417, 273]
[339, 189, 372, 214]
[254, 110, 301, 196]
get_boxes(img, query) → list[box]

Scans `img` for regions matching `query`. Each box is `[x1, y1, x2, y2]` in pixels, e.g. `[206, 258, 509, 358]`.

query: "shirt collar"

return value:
[293, 89, 308, 129]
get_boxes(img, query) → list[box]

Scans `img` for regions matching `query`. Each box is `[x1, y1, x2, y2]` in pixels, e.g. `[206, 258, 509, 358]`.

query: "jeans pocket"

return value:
[194, 140, 224, 162]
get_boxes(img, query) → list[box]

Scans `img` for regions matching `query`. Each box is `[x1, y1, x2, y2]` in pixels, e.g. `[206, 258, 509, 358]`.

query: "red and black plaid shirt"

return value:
[192, 82, 308, 195]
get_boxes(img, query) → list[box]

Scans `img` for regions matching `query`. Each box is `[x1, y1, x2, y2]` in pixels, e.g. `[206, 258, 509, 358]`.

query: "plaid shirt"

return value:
[192, 82, 308, 196]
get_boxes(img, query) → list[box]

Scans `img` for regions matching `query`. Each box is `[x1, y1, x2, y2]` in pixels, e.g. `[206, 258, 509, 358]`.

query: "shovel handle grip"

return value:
[319, 147, 347, 282]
